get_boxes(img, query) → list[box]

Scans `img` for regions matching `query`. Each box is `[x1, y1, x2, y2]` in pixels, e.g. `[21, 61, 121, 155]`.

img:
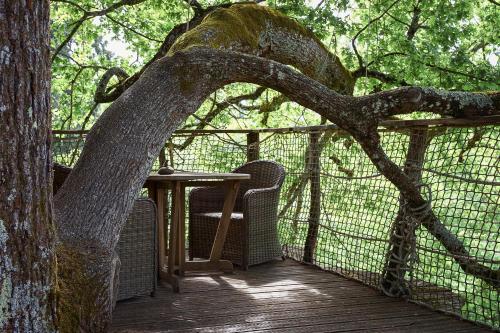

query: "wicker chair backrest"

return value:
[232, 160, 285, 202]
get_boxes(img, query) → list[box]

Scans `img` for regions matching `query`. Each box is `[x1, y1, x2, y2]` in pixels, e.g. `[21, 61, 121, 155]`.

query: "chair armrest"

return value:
[243, 186, 281, 210]
[243, 186, 282, 235]
[189, 186, 226, 213]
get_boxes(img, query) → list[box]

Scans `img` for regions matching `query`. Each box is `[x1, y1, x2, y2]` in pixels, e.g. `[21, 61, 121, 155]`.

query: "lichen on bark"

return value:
[0, 218, 12, 327]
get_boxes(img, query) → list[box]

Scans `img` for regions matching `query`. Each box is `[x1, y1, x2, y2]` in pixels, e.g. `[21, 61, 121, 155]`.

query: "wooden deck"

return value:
[112, 260, 493, 332]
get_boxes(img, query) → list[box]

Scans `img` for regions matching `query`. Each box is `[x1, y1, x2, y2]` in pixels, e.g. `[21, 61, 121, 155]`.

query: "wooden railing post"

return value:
[303, 131, 321, 263]
[247, 131, 260, 162]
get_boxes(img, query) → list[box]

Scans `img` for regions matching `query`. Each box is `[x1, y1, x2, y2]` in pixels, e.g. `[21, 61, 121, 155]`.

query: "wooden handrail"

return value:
[52, 115, 500, 136]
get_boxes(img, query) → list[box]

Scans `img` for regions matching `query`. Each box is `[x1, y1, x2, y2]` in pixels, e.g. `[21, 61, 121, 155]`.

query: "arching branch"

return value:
[94, 67, 130, 103]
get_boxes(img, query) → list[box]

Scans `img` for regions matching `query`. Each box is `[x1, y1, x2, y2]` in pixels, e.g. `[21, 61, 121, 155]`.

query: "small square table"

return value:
[145, 172, 250, 292]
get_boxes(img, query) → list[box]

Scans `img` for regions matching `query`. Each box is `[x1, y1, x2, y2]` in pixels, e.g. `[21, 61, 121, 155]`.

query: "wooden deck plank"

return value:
[112, 297, 422, 325]
[113, 303, 433, 329]
[112, 260, 494, 333]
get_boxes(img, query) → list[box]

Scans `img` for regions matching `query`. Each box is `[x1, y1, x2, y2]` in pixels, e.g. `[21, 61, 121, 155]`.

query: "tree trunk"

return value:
[303, 132, 321, 263]
[246, 131, 260, 162]
[0, 1, 56, 331]
[381, 128, 429, 297]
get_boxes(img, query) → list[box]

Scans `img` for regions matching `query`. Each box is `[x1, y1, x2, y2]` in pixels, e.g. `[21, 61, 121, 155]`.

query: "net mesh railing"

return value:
[53, 122, 499, 329]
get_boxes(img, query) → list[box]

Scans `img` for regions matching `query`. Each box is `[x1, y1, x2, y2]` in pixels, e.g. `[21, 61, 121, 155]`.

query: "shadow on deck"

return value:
[111, 260, 492, 332]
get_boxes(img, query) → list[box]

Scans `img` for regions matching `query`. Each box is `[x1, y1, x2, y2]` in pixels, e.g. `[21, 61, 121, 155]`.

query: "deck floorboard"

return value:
[111, 260, 493, 332]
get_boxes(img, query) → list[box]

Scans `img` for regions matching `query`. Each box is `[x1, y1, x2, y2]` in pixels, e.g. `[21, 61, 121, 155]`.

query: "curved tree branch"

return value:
[94, 67, 130, 103]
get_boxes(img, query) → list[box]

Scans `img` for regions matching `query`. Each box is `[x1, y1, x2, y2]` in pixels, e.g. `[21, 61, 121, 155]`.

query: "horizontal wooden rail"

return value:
[52, 115, 500, 136]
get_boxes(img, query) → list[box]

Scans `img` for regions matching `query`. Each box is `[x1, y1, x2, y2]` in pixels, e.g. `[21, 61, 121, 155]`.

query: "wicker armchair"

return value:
[116, 198, 157, 301]
[189, 160, 285, 270]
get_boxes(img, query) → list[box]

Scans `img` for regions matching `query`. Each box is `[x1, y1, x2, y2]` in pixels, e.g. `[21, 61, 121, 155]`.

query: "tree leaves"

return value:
[50, 0, 499, 130]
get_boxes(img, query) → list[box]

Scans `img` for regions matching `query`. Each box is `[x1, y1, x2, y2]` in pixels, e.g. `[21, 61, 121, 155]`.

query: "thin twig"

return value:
[352, 0, 402, 68]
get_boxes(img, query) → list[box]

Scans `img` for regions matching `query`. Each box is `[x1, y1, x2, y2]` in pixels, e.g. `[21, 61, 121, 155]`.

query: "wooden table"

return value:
[145, 172, 250, 292]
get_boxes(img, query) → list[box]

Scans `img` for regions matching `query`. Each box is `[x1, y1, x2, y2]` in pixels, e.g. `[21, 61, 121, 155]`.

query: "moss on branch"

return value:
[169, 3, 355, 95]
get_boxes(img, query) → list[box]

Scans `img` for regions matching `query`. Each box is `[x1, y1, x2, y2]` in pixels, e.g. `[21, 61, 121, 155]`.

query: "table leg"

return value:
[162, 181, 180, 292]
[209, 180, 240, 265]
[147, 184, 157, 202]
[155, 186, 166, 273]
[177, 184, 186, 276]
[168, 181, 180, 274]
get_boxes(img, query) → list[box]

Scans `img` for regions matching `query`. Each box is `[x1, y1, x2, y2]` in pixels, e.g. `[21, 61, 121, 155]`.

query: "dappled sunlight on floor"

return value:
[112, 260, 492, 333]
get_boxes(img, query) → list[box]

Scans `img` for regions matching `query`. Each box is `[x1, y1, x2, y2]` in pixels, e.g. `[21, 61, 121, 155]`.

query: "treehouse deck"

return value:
[111, 260, 492, 332]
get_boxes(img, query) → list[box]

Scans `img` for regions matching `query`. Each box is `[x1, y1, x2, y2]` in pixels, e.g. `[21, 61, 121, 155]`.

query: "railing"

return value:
[53, 116, 500, 330]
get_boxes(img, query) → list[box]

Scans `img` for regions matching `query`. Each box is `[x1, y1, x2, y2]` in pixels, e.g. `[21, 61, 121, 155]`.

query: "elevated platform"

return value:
[112, 260, 493, 332]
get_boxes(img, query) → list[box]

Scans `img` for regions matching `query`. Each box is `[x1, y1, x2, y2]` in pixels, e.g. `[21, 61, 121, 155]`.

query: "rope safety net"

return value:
[53, 122, 499, 330]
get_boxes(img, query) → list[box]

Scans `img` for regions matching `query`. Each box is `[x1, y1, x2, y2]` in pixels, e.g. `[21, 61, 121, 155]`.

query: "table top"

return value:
[148, 172, 251, 181]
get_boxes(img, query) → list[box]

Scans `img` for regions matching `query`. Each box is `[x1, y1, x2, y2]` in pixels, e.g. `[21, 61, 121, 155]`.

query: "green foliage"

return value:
[51, 0, 189, 129]
[50, 0, 499, 130]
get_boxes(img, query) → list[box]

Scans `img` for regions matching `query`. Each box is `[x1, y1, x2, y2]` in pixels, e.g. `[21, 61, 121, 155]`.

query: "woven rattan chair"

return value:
[189, 160, 285, 270]
[116, 198, 157, 301]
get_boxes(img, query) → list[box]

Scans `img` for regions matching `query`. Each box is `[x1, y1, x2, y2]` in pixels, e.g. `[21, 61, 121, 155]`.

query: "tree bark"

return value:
[246, 132, 260, 162]
[303, 132, 321, 263]
[0, 1, 56, 331]
[381, 128, 429, 297]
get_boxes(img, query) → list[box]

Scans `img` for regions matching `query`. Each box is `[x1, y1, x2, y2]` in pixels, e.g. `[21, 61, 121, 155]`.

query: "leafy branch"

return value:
[51, 0, 148, 62]
[351, 0, 402, 69]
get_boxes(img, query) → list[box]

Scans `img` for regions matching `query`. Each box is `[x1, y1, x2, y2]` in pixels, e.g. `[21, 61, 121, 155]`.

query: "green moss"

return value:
[168, 4, 355, 94]
[169, 4, 320, 55]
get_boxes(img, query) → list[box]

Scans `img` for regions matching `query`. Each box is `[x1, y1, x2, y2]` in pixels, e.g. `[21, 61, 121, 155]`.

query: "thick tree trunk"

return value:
[0, 1, 56, 331]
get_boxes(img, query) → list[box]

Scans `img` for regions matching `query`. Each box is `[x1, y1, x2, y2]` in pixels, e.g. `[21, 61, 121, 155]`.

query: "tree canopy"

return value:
[50, 0, 499, 131]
